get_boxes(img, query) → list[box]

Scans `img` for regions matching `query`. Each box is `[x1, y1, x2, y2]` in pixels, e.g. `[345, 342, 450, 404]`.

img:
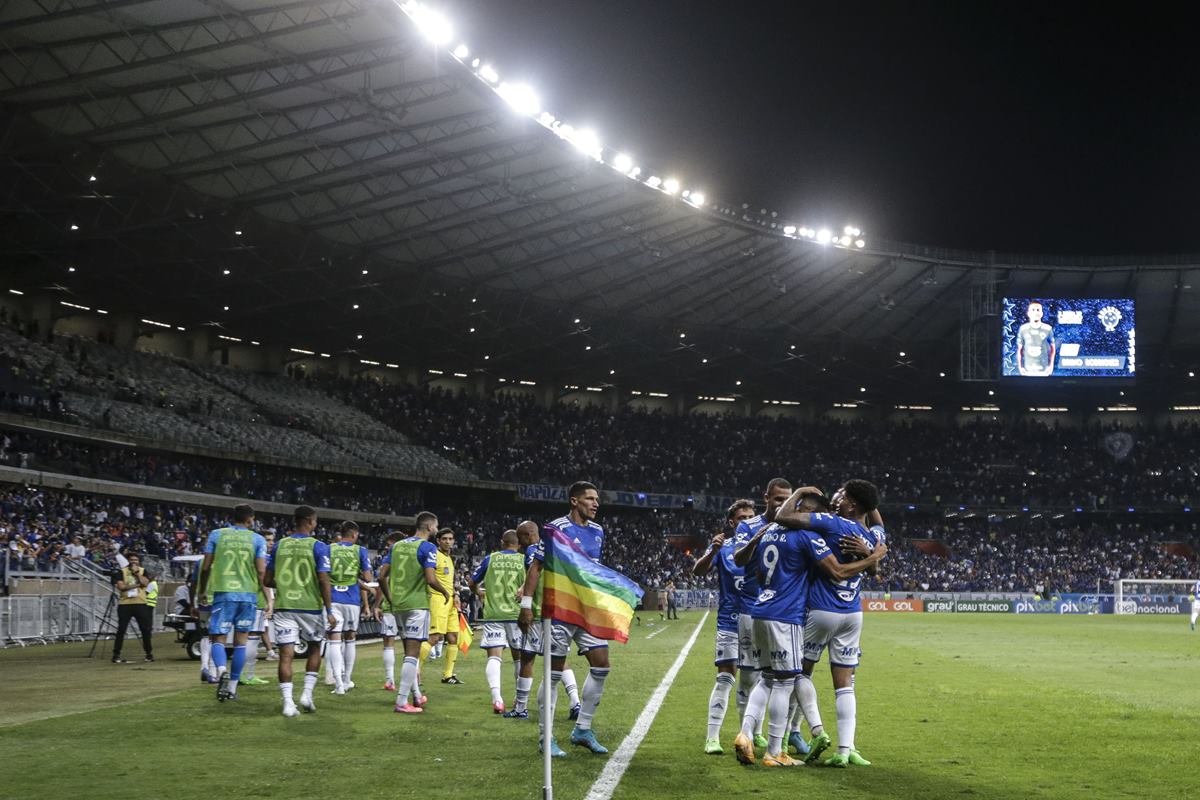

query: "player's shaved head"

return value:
[515, 520, 540, 547]
[501, 529, 519, 548]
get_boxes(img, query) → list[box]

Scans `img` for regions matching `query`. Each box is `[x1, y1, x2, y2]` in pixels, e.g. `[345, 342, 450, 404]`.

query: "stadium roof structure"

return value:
[3, 0, 1200, 405]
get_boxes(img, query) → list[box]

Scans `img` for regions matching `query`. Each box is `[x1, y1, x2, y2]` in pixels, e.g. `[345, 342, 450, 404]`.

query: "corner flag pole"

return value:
[542, 615, 553, 800]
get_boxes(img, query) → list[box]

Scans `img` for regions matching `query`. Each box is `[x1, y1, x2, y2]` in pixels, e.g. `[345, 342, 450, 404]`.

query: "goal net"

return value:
[1113, 579, 1195, 615]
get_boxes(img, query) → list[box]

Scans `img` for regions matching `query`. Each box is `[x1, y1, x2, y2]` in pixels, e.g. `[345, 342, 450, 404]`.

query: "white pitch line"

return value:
[644, 626, 668, 639]
[583, 611, 709, 800]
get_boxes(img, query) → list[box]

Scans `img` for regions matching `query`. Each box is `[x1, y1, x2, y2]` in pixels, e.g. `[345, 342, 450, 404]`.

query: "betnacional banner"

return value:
[517, 483, 737, 513]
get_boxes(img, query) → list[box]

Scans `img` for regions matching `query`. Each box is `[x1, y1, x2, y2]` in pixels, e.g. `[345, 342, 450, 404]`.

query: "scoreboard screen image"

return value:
[1001, 297, 1135, 378]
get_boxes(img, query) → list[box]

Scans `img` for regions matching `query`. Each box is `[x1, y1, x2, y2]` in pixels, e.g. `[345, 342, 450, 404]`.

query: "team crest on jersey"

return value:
[757, 589, 777, 603]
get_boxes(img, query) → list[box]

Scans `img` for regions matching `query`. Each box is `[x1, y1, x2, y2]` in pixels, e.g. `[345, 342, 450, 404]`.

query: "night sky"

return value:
[442, 1, 1200, 255]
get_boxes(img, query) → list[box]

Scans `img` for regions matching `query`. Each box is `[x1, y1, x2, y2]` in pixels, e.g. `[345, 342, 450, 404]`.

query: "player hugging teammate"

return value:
[697, 478, 887, 768]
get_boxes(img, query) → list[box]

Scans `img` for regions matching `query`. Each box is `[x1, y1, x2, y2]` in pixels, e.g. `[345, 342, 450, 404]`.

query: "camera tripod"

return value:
[87, 590, 118, 659]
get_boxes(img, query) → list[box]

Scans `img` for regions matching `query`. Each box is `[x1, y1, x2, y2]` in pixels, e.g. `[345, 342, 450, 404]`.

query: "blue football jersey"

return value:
[546, 516, 603, 561]
[749, 524, 830, 625]
[803, 513, 881, 614]
[712, 539, 745, 632]
[525, 541, 543, 569]
[733, 514, 771, 610]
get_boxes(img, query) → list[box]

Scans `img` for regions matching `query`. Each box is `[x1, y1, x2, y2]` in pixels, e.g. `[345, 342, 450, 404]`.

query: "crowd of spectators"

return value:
[864, 516, 1198, 594]
[325, 377, 1200, 509]
[4, 481, 1196, 601]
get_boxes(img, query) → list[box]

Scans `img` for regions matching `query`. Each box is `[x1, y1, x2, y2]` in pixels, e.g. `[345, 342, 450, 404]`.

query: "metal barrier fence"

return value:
[0, 593, 107, 643]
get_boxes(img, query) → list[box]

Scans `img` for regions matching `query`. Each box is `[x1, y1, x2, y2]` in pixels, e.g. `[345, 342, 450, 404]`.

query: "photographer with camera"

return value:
[112, 553, 155, 663]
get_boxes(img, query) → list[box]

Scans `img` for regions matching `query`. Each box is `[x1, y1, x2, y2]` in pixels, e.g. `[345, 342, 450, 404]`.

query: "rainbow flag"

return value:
[456, 611, 473, 655]
[542, 524, 644, 643]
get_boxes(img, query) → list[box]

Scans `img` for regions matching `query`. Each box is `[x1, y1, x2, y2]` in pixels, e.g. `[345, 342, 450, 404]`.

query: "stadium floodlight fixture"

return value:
[406, 2, 454, 45]
[613, 153, 634, 173]
[610, 369, 616, 375]
[235, 230, 243, 236]
[645, 176, 662, 189]
[251, 340, 261, 346]
[816, 228, 832, 244]
[628, 166, 642, 178]
[479, 63, 500, 84]
[855, 239, 866, 248]
[498, 82, 541, 116]
[362, 269, 369, 275]
[68, 266, 76, 272]
[585, 345, 592, 351]
[1190, 371, 1195, 377]
[69, 224, 78, 231]
[839, 235, 852, 246]
[469, 327, 475, 333]
[568, 127, 602, 160]
[735, 380, 742, 386]
[783, 225, 796, 235]
[8, 289, 23, 295]
[844, 225, 862, 236]
[701, 358, 708, 364]
[663, 178, 680, 195]
[573, 318, 581, 324]
[471, 297, 477, 303]
[860, 386, 866, 392]
[483, 354, 490, 360]
[899, 351, 906, 356]
[687, 191, 705, 207]
[222, 269, 231, 275]
[356, 333, 363, 340]
[453, 43, 469, 59]
[988, 390, 995, 396]
[679, 332, 686, 338]
[939, 371, 946, 377]
[88, 175, 96, 182]
[223, 305, 230, 311]
[352, 304, 360, 309]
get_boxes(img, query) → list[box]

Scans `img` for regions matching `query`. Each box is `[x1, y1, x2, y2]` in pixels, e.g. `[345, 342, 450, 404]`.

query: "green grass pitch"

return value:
[1, 613, 1196, 799]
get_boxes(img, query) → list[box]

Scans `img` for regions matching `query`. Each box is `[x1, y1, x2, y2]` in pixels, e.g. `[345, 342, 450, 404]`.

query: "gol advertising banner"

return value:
[861, 598, 925, 612]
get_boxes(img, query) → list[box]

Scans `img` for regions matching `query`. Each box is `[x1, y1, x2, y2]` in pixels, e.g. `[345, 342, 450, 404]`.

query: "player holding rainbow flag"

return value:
[519, 481, 643, 757]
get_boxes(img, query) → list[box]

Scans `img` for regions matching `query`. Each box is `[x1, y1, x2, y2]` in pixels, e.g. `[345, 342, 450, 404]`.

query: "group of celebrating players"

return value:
[693, 477, 887, 767]
[193, 474, 887, 766]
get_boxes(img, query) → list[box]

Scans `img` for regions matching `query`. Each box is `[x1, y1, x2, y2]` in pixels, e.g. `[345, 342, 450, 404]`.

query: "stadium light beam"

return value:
[816, 228, 832, 244]
[663, 178, 680, 195]
[613, 153, 634, 173]
[497, 82, 541, 116]
[406, 3, 454, 45]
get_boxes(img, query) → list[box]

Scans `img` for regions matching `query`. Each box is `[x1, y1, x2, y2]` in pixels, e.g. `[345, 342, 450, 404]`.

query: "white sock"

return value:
[736, 668, 757, 719]
[512, 657, 521, 688]
[740, 676, 768, 738]
[486, 656, 504, 704]
[787, 696, 803, 734]
[835, 687, 856, 753]
[397, 656, 418, 705]
[200, 638, 212, 673]
[343, 640, 357, 683]
[382, 646, 396, 683]
[302, 671, 318, 700]
[562, 667, 581, 707]
[326, 640, 345, 688]
[280, 681, 294, 706]
[576, 667, 609, 730]
[707, 672, 735, 740]
[537, 671, 562, 737]
[243, 638, 259, 680]
[766, 675, 793, 754]
[795, 673, 823, 735]
[515, 676, 533, 712]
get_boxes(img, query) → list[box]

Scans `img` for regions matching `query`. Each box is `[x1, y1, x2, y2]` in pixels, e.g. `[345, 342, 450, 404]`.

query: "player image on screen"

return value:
[1016, 301, 1055, 376]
